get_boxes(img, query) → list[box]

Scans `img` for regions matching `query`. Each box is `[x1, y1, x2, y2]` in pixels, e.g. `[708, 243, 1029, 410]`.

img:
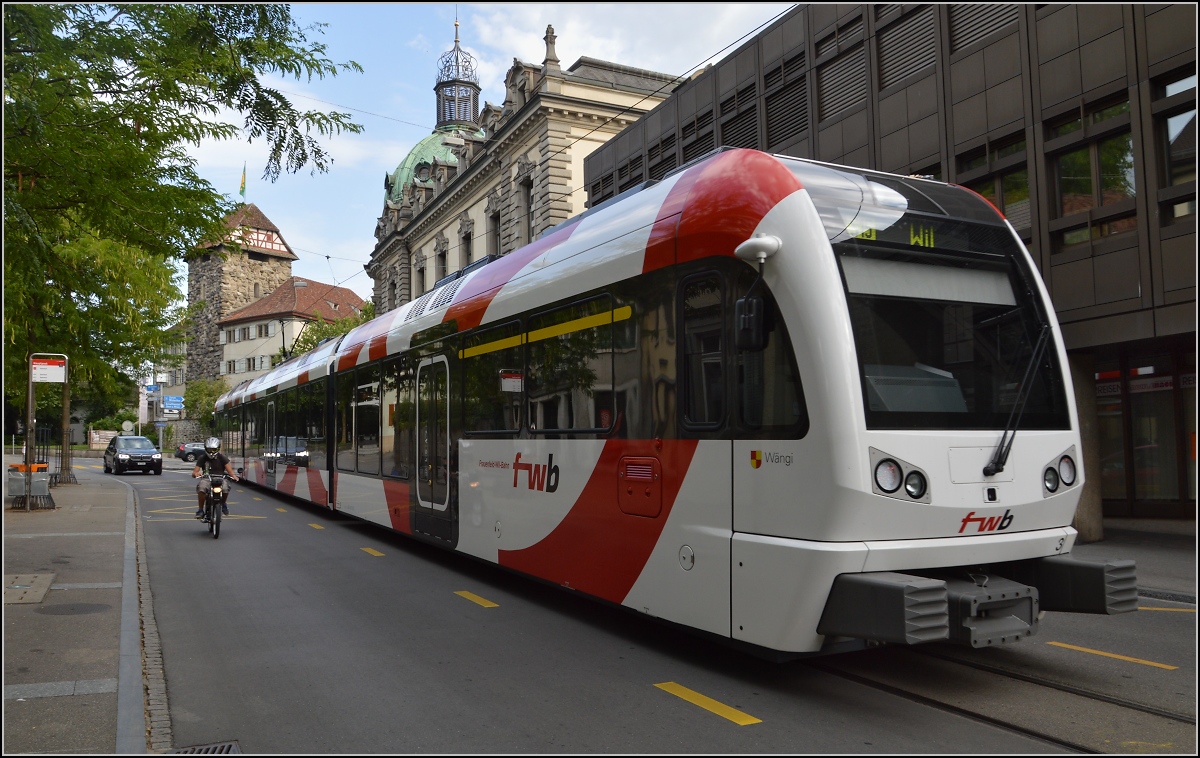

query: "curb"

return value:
[134, 487, 173, 752]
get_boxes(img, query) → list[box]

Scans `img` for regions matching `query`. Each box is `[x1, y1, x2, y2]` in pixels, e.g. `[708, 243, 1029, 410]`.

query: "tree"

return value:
[184, 378, 229, 431]
[4, 4, 362, 416]
[280, 301, 375, 361]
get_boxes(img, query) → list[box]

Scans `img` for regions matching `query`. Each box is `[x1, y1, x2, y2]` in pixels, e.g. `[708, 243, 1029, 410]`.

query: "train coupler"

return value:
[941, 575, 1039, 647]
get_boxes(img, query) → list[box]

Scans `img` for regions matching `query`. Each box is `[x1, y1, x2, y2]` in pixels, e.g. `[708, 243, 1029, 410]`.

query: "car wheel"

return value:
[154, 468, 163, 475]
[185, 453, 195, 463]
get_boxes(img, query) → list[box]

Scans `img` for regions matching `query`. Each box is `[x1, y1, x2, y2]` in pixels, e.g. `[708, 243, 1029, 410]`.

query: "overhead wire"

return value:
[259, 6, 800, 304]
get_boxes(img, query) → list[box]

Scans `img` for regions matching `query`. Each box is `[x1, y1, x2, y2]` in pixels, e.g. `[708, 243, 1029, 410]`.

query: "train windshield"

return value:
[833, 219, 1069, 430]
[779, 158, 1069, 430]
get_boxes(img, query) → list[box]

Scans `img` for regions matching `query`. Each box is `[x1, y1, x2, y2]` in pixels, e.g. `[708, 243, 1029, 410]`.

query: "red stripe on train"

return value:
[382, 479, 412, 534]
[307, 467, 328, 507]
[678, 149, 802, 266]
[498, 439, 698, 604]
[277, 465, 299, 496]
[444, 219, 582, 332]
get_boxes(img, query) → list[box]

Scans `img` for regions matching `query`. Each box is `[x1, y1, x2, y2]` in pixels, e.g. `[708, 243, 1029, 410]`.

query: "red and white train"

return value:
[215, 147, 1136, 656]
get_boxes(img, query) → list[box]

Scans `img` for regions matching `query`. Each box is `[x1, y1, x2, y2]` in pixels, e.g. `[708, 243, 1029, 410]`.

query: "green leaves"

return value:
[4, 4, 363, 418]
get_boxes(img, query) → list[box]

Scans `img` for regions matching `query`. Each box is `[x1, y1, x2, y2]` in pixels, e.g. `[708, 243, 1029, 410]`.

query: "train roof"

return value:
[216, 148, 1003, 409]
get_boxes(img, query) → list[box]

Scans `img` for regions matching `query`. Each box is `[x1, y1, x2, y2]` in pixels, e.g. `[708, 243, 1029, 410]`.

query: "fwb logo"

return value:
[959, 510, 1014, 534]
[513, 452, 559, 493]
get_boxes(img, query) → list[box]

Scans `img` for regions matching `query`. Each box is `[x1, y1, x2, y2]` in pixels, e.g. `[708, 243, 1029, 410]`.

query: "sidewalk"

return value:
[2, 453, 1195, 753]
[3, 454, 167, 754]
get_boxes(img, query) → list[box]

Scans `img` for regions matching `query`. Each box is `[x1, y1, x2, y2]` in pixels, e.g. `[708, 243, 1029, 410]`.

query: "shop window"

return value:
[1050, 99, 1129, 139]
[1095, 360, 1125, 501]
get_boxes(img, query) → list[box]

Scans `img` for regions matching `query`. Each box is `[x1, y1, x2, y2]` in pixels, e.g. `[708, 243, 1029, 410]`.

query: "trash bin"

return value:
[7, 471, 49, 497]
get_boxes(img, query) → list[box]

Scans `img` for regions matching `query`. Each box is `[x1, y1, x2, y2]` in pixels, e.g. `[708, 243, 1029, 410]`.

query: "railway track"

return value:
[809, 645, 1195, 754]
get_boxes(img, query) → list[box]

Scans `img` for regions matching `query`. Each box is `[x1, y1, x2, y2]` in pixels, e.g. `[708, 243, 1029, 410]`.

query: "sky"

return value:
[185, 3, 796, 304]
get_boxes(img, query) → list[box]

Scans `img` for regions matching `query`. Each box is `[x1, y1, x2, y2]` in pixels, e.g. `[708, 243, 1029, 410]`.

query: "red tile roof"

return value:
[218, 277, 365, 326]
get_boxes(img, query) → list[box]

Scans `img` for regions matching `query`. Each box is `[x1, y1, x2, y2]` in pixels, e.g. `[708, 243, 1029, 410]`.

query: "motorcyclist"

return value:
[193, 437, 240, 519]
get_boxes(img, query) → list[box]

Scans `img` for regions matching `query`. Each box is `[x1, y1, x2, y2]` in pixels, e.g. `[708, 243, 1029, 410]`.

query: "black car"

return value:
[174, 441, 206, 462]
[103, 435, 163, 475]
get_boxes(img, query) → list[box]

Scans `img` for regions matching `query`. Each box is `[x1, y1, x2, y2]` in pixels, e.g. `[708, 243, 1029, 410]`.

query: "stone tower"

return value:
[186, 203, 297, 381]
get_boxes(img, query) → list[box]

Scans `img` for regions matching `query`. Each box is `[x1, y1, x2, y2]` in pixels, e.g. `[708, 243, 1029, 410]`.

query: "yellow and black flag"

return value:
[239, 162, 246, 200]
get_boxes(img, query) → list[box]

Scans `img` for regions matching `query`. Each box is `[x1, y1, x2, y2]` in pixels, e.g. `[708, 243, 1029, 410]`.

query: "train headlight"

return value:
[904, 471, 927, 499]
[1043, 467, 1060, 493]
[1058, 455, 1076, 486]
[874, 459, 902, 493]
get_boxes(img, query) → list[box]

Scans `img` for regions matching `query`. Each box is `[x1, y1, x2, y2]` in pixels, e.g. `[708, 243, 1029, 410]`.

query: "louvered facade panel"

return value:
[817, 47, 867, 121]
[721, 109, 759, 149]
[766, 75, 808, 146]
[878, 7, 936, 90]
[682, 131, 715, 162]
[949, 4, 1018, 52]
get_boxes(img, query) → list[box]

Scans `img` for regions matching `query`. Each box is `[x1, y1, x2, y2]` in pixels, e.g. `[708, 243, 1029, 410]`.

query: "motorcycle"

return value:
[196, 468, 242, 539]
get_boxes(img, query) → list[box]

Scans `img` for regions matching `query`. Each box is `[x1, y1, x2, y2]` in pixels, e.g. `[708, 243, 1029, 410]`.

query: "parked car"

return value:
[174, 441, 206, 462]
[104, 435, 163, 475]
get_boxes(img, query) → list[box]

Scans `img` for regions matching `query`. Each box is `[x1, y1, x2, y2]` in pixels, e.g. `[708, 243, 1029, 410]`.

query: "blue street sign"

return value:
[164, 395, 183, 403]
[163, 402, 185, 410]
[145, 384, 160, 392]
[155, 421, 167, 428]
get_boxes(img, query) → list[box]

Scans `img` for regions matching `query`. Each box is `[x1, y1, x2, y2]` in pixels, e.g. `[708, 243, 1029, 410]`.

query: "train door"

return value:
[265, 401, 277, 488]
[416, 356, 449, 510]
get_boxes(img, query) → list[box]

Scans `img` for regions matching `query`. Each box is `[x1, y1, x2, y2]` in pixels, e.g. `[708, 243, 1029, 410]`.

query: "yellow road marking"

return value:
[654, 682, 761, 725]
[253, 497, 262, 501]
[308, 524, 324, 530]
[455, 590, 498, 607]
[361, 547, 384, 557]
[1138, 606, 1196, 613]
[276, 507, 287, 512]
[1046, 641, 1179, 670]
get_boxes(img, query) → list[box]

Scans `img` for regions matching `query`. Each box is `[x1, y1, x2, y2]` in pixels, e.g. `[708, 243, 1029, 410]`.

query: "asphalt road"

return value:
[126, 464, 1193, 753]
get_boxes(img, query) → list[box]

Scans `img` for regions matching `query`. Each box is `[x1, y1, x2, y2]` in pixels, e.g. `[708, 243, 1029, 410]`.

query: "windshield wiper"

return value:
[983, 323, 1051, 477]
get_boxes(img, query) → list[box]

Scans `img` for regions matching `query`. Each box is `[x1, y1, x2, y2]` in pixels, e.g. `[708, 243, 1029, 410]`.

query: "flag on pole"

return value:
[239, 162, 246, 200]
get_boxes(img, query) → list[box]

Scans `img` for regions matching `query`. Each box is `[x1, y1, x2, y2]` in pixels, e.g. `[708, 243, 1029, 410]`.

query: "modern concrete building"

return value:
[583, 4, 1196, 522]
[365, 21, 682, 311]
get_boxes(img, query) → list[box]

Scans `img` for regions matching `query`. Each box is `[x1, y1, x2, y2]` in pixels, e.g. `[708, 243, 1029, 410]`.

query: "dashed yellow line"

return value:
[1138, 606, 1196, 613]
[455, 590, 498, 608]
[654, 682, 761, 725]
[1046, 641, 1179, 670]
[276, 507, 287, 512]
[361, 547, 384, 557]
[308, 524, 324, 530]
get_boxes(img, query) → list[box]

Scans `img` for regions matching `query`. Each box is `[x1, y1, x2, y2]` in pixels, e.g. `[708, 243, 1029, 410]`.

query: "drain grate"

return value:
[167, 741, 242, 754]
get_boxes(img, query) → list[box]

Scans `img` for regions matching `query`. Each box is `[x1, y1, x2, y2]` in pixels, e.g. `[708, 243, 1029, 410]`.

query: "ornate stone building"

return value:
[186, 203, 297, 381]
[365, 22, 682, 310]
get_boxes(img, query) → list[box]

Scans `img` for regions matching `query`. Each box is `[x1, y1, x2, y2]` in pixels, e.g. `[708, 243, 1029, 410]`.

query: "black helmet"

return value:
[204, 437, 221, 456]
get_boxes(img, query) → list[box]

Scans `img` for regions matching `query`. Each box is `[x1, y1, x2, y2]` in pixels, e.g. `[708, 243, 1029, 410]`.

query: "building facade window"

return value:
[969, 168, 1031, 230]
[1156, 72, 1196, 223]
[1047, 100, 1137, 249]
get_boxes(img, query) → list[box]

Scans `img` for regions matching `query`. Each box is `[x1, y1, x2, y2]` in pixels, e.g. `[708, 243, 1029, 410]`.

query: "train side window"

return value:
[526, 295, 616, 435]
[735, 269, 809, 437]
[680, 274, 726, 429]
[335, 371, 355, 472]
[356, 364, 381, 475]
[462, 320, 524, 433]
[245, 400, 262, 460]
[279, 388, 296, 464]
[383, 357, 413, 479]
[303, 379, 327, 471]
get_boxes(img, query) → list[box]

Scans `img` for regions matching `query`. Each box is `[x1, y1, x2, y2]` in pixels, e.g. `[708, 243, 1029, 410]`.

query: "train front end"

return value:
[729, 155, 1136, 655]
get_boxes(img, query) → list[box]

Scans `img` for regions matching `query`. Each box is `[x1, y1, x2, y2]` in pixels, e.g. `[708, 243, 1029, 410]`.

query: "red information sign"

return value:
[31, 357, 66, 383]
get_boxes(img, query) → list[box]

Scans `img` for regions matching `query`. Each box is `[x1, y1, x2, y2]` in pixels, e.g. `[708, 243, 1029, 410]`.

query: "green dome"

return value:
[385, 126, 483, 204]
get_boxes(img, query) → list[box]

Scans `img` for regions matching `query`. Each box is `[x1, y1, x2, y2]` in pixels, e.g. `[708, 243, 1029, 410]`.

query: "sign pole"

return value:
[60, 355, 75, 484]
[25, 355, 34, 510]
